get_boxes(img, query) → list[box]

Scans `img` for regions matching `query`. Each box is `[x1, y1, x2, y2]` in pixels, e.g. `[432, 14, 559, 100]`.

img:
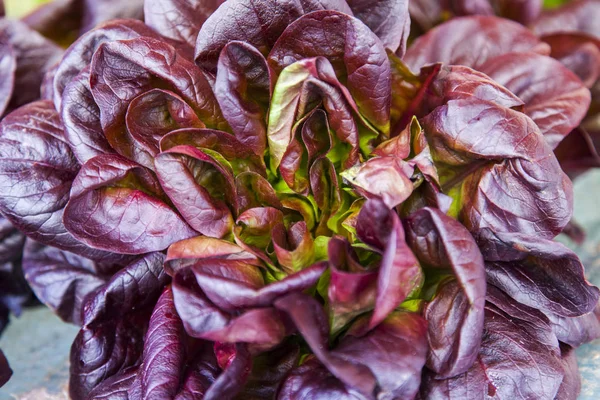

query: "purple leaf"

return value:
[346, 0, 411, 55]
[268, 11, 391, 132]
[404, 208, 486, 377]
[404, 15, 549, 72]
[81, 0, 144, 34]
[0, 101, 126, 262]
[61, 67, 115, 164]
[277, 357, 364, 400]
[478, 231, 600, 318]
[356, 199, 423, 329]
[422, 98, 573, 238]
[64, 154, 196, 254]
[154, 145, 235, 239]
[139, 286, 186, 400]
[53, 19, 160, 111]
[541, 33, 600, 88]
[86, 366, 140, 400]
[422, 286, 564, 399]
[480, 52, 591, 148]
[89, 37, 226, 169]
[0, 19, 62, 116]
[22, 240, 113, 325]
[548, 302, 600, 347]
[144, 0, 225, 47]
[194, 0, 352, 73]
[82, 252, 168, 327]
[532, 0, 600, 39]
[556, 344, 581, 400]
[215, 41, 271, 156]
[69, 315, 147, 399]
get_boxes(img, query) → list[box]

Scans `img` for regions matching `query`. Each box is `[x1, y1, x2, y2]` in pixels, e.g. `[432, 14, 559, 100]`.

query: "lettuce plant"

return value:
[0, 0, 598, 399]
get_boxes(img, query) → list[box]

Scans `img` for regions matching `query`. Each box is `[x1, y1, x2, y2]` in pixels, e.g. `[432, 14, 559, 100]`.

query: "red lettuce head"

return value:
[0, 0, 597, 398]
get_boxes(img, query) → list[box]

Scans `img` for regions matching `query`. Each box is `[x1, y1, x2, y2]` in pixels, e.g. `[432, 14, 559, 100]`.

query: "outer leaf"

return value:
[86, 366, 140, 400]
[139, 286, 186, 400]
[554, 126, 600, 177]
[532, 0, 600, 38]
[69, 315, 147, 399]
[82, 253, 168, 327]
[53, 19, 160, 111]
[422, 98, 573, 238]
[0, 101, 125, 262]
[0, 19, 62, 116]
[215, 41, 271, 156]
[0, 40, 16, 117]
[22, 240, 114, 325]
[556, 345, 581, 400]
[450, 0, 542, 25]
[275, 293, 427, 399]
[405, 207, 485, 378]
[64, 154, 196, 254]
[408, 0, 445, 30]
[541, 33, 600, 88]
[346, 0, 411, 55]
[403, 15, 549, 72]
[420, 64, 524, 113]
[194, 0, 352, 72]
[89, 37, 226, 169]
[480, 52, 591, 148]
[144, 0, 225, 47]
[61, 67, 115, 164]
[268, 11, 391, 132]
[239, 343, 300, 399]
[477, 230, 600, 317]
[548, 303, 600, 347]
[335, 313, 428, 399]
[422, 286, 564, 400]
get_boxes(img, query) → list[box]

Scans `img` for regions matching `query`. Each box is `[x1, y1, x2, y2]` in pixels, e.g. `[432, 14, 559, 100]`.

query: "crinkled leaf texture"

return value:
[0, 101, 128, 263]
[422, 286, 564, 400]
[63, 154, 196, 254]
[69, 253, 167, 398]
[276, 292, 428, 399]
[477, 230, 600, 318]
[0, 19, 62, 117]
[532, 0, 600, 39]
[195, 0, 353, 72]
[405, 207, 486, 378]
[403, 15, 549, 72]
[479, 52, 591, 148]
[422, 98, 573, 238]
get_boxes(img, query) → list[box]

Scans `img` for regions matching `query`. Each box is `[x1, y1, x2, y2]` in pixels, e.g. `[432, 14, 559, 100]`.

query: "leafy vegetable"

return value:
[0, 0, 596, 397]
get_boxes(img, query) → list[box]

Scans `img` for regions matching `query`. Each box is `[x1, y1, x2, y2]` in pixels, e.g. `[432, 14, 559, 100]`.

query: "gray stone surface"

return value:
[0, 308, 77, 399]
[0, 170, 599, 399]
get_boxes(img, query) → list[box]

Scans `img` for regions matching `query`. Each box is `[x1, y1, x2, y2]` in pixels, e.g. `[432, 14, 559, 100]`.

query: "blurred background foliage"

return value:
[5, 0, 50, 18]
